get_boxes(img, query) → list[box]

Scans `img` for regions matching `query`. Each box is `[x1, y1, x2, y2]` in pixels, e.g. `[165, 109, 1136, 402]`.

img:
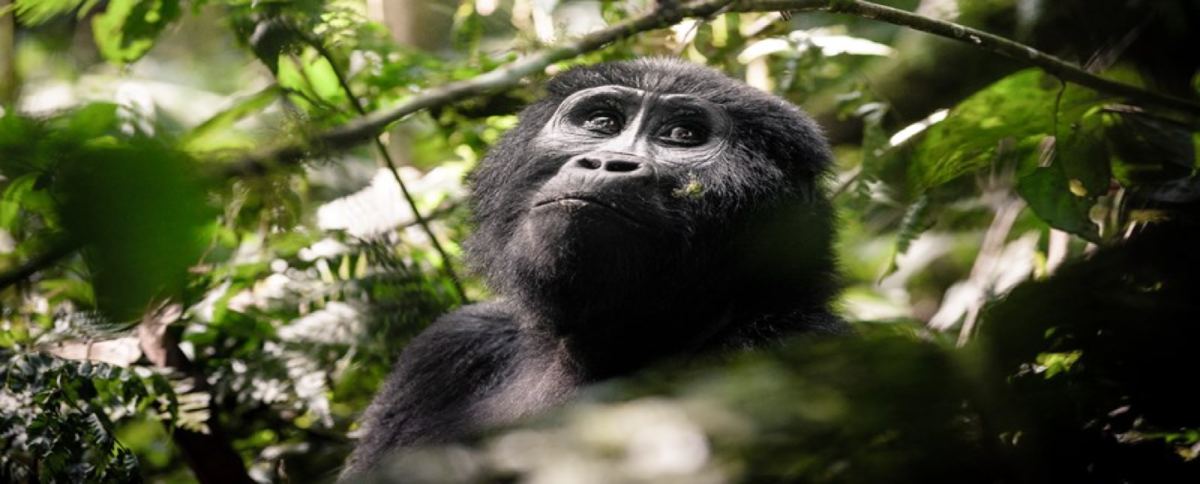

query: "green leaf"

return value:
[894, 193, 931, 256]
[1108, 110, 1196, 185]
[1016, 164, 1099, 242]
[0, 174, 38, 230]
[452, 1, 484, 52]
[180, 85, 282, 152]
[84, 412, 113, 449]
[91, 0, 181, 63]
[64, 103, 121, 139]
[39, 278, 97, 306]
[11, 0, 87, 25]
[859, 102, 892, 172]
[56, 140, 215, 323]
[303, 50, 345, 104]
[911, 69, 1106, 190]
[1055, 107, 1111, 197]
[0, 112, 49, 176]
[879, 194, 932, 280]
[276, 56, 316, 111]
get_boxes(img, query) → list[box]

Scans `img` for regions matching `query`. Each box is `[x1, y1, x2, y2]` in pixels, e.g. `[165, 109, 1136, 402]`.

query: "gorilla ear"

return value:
[724, 110, 832, 185]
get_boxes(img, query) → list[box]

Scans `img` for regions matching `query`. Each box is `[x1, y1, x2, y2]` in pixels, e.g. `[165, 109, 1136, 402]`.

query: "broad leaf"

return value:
[92, 0, 181, 63]
[1055, 107, 1111, 197]
[1017, 163, 1100, 242]
[910, 69, 1107, 190]
[56, 140, 214, 323]
[10, 0, 89, 25]
[180, 86, 282, 153]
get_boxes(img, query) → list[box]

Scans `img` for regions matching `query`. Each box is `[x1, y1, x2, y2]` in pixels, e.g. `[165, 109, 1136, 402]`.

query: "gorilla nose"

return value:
[565, 153, 649, 177]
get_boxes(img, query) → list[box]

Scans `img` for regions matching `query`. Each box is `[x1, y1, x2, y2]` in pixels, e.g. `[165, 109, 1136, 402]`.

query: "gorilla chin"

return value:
[520, 181, 668, 273]
[341, 58, 846, 481]
[512, 196, 667, 307]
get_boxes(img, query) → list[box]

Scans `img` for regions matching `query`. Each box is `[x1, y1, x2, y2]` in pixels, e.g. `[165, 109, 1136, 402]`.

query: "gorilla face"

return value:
[467, 59, 834, 338]
[518, 86, 732, 267]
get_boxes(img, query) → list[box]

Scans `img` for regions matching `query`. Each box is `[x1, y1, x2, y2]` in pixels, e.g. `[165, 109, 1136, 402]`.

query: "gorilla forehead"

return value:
[548, 58, 752, 100]
[545, 59, 793, 115]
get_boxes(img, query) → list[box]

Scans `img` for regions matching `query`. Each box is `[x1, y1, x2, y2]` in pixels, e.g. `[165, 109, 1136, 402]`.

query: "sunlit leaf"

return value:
[738, 29, 893, 64]
[911, 69, 1107, 190]
[63, 102, 121, 139]
[0, 174, 38, 230]
[789, 28, 894, 56]
[91, 0, 181, 63]
[895, 193, 931, 256]
[10, 0, 89, 25]
[276, 50, 350, 112]
[180, 86, 282, 153]
[738, 38, 791, 63]
[303, 49, 346, 105]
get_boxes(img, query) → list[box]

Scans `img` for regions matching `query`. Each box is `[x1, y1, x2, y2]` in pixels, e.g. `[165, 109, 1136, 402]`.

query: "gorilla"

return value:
[342, 58, 845, 477]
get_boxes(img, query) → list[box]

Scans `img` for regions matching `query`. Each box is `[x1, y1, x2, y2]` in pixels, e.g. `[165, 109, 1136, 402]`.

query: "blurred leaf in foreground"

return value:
[56, 138, 214, 323]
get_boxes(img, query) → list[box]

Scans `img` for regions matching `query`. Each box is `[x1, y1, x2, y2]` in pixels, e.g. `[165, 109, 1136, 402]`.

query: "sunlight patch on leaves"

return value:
[9, 0, 97, 25]
[738, 27, 894, 64]
[92, 0, 181, 64]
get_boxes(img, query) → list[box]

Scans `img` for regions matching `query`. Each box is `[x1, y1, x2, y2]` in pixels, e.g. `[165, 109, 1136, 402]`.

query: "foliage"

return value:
[1, 352, 172, 481]
[0, 0, 1197, 482]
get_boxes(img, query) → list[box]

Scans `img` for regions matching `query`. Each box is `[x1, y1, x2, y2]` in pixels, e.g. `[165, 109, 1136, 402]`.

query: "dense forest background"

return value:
[1, 0, 1198, 482]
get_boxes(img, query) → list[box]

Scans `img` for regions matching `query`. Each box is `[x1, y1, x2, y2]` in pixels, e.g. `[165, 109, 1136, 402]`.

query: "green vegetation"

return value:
[1, 0, 1197, 482]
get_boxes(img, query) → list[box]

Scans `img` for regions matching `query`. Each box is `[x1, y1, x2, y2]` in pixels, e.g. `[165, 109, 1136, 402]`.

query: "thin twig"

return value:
[399, 201, 464, 230]
[0, 239, 78, 291]
[304, 35, 469, 303]
[729, 0, 1200, 116]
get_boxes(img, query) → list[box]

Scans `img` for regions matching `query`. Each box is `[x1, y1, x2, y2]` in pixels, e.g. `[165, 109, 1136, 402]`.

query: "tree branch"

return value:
[137, 304, 254, 484]
[220, 0, 737, 177]
[730, 0, 1200, 116]
[0, 238, 78, 291]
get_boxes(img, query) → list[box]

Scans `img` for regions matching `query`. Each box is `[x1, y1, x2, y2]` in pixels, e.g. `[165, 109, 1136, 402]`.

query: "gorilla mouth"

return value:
[532, 195, 646, 227]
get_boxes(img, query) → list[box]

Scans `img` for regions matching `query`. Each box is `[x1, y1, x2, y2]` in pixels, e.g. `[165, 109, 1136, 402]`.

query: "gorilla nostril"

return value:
[605, 160, 640, 173]
[576, 158, 602, 170]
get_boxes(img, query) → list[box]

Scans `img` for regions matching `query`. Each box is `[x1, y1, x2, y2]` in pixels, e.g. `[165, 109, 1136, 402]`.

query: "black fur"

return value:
[342, 59, 845, 478]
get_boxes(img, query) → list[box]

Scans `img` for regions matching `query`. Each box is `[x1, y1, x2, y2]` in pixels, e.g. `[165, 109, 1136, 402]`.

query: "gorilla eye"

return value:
[659, 124, 706, 146]
[581, 112, 622, 135]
